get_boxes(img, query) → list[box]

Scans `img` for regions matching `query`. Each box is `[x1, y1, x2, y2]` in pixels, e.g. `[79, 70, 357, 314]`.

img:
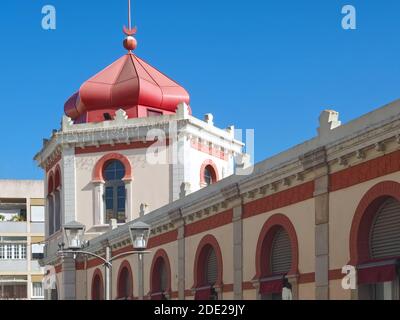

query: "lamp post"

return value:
[58, 220, 151, 300]
[129, 221, 151, 300]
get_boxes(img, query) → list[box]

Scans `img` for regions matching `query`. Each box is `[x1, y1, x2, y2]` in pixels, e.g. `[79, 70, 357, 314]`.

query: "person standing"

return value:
[282, 276, 293, 300]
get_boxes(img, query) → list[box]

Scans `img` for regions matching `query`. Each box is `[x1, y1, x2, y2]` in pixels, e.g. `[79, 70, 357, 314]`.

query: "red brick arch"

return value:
[91, 268, 104, 300]
[349, 181, 400, 265]
[92, 153, 132, 183]
[149, 249, 172, 294]
[254, 214, 299, 279]
[193, 234, 223, 288]
[200, 160, 219, 185]
[116, 260, 134, 300]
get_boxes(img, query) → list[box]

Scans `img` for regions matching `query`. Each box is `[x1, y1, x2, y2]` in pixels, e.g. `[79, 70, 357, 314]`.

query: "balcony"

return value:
[0, 222, 27, 233]
[0, 199, 27, 234]
[0, 260, 28, 273]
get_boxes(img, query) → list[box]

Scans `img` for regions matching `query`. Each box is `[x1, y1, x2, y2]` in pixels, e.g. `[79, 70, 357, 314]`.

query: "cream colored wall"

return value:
[242, 199, 315, 283]
[73, 171, 400, 300]
[76, 268, 89, 300]
[329, 279, 351, 300]
[74, 155, 94, 229]
[298, 283, 315, 300]
[243, 289, 257, 300]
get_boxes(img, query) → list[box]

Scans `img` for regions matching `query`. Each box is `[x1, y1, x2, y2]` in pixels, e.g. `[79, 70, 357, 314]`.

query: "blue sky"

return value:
[0, 0, 400, 179]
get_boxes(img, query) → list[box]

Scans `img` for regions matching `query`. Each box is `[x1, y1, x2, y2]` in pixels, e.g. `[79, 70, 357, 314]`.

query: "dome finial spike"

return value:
[123, 0, 138, 52]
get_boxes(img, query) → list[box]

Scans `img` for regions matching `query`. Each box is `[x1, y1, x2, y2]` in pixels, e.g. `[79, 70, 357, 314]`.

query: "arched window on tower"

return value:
[103, 160, 126, 224]
[54, 191, 61, 232]
[54, 168, 61, 232]
[201, 163, 218, 187]
[204, 166, 214, 186]
[47, 174, 55, 236]
[47, 195, 54, 236]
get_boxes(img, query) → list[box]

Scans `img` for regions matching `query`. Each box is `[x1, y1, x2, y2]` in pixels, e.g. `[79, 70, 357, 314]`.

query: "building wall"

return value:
[38, 98, 400, 300]
[0, 180, 45, 300]
[57, 152, 400, 300]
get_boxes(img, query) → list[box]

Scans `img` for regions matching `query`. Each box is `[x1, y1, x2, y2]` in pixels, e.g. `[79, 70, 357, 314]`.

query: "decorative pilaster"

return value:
[233, 202, 243, 300]
[314, 172, 330, 300]
[61, 147, 77, 223]
[300, 147, 330, 300]
[93, 182, 103, 225]
[125, 180, 132, 221]
[177, 219, 186, 299]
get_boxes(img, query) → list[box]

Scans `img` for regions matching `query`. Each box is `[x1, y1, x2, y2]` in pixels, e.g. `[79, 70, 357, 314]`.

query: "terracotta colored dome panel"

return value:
[64, 53, 190, 122]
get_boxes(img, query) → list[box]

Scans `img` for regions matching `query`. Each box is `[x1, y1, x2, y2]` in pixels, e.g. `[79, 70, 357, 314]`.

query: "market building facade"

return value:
[35, 8, 400, 300]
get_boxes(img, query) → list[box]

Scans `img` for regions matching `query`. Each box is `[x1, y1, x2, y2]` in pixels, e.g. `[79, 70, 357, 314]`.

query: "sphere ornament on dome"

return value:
[123, 35, 137, 51]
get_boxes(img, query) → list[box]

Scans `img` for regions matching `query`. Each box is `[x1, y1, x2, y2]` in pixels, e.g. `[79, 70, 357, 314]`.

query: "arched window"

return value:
[350, 182, 400, 300]
[117, 264, 133, 300]
[200, 161, 219, 187]
[260, 227, 292, 300]
[47, 169, 62, 236]
[54, 169, 61, 190]
[91, 271, 104, 300]
[270, 227, 292, 275]
[194, 237, 222, 301]
[255, 215, 298, 301]
[47, 195, 54, 236]
[151, 257, 169, 300]
[370, 198, 400, 259]
[205, 247, 218, 286]
[360, 196, 400, 300]
[204, 166, 214, 186]
[54, 191, 61, 232]
[103, 160, 126, 224]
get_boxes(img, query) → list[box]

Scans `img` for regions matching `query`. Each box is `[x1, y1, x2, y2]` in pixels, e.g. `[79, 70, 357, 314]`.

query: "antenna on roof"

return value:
[123, 0, 138, 52]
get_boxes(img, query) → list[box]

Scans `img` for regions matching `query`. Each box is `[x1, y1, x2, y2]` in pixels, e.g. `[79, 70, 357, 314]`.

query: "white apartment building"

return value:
[0, 180, 45, 300]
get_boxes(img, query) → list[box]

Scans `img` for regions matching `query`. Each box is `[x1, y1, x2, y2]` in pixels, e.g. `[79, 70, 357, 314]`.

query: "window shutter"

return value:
[206, 248, 218, 285]
[370, 198, 400, 259]
[159, 261, 168, 292]
[271, 228, 292, 274]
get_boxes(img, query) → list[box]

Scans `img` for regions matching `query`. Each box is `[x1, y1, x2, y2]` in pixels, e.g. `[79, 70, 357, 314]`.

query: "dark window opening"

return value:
[147, 109, 163, 117]
[103, 160, 126, 224]
[103, 113, 112, 121]
[118, 267, 132, 300]
[203, 165, 216, 186]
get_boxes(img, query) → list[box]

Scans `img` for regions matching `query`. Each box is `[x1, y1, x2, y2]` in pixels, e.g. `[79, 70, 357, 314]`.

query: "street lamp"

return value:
[129, 221, 150, 251]
[129, 221, 151, 300]
[62, 221, 86, 250]
[58, 220, 151, 300]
